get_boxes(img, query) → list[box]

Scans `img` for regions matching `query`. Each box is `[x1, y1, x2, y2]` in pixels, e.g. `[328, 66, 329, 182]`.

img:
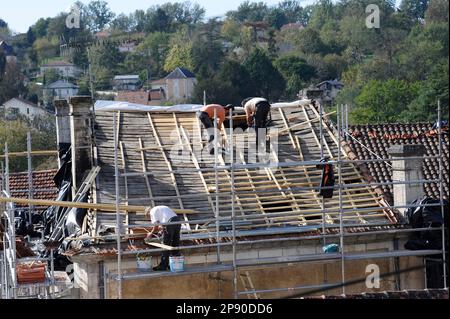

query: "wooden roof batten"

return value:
[91, 103, 397, 238]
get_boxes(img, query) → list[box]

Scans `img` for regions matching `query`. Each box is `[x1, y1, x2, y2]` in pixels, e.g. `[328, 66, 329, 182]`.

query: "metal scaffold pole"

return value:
[27, 132, 34, 226]
[214, 109, 221, 264]
[230, 110, 238, 299]
[437, 101, 447, 289]
[337, 105, 346, 295]
[113, 113, 123, 299]
[319, 102, 326, 245]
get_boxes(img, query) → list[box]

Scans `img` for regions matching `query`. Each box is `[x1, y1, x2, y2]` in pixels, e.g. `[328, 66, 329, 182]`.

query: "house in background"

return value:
[0, 40, 17, 64]
[1, 97, 50, 120]
[150, 78, 167, 92]
[115, 89, 166, 106]
[165, 67, 196, 103]
[316, 80, 344, 102]
[299, 80, 344, 104]
[40, 61, 82, 78]
[43, 80, 79, 105]
[113, 75, 141, 91]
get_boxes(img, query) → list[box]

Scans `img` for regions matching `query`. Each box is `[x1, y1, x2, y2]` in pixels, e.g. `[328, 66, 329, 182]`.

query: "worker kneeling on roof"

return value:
[145, 206, 181, 271]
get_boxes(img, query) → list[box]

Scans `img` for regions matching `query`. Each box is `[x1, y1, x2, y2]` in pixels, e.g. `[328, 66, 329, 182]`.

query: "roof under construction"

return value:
[89, 102, 398, 240]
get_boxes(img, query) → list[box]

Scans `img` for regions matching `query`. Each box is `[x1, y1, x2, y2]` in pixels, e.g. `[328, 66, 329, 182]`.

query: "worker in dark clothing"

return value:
[145, 206, 181, 271]
[242, 97, 272, 152]
[316, 158, 335, 199]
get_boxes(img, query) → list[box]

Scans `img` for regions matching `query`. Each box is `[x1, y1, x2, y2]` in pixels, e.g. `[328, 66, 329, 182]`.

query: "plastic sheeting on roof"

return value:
[94, 99, 312, 113]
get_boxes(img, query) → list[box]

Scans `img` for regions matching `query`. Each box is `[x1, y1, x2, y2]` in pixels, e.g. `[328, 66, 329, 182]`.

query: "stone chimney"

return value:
[69, 96, 93, 197]
[54, 99, 71, 167]
[388, 144, 425, 216]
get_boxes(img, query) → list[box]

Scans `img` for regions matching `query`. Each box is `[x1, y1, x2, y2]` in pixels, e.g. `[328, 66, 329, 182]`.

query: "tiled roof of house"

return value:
[165, 67, 195, 79]
[116, 91, 150, 105]
[42, 60, 75, 67]
[0, 169, 58, 212]
[347, 123, 449, 202]
[3, 97, 39, 108]
[114, 75, 140, 81]
[46, 80, 79, 89]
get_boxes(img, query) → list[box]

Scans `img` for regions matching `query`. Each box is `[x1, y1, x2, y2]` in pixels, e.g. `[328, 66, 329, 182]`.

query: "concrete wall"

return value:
[72, 235, 426, 299]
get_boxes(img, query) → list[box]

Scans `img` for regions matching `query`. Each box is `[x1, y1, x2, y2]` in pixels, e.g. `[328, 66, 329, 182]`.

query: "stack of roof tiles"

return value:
[347, 123, 449, 203]
[16, 261, 47, 284]
[0, 169, 58, 212]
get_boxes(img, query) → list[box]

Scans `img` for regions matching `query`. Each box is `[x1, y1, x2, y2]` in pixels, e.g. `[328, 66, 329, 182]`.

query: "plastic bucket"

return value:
[169, 256, 185, 272]
[137, 254, 152, 272]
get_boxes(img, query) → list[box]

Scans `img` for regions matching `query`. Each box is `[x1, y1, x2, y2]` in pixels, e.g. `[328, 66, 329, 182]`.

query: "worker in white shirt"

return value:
[242, 97, 272, 147]
[145, 205, 181, 271]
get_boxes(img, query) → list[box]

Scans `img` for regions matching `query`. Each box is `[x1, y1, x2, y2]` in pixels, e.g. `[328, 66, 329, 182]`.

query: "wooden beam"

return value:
[146, 242, 177, 251]
[0, 150, 58, 158]
[0, 197, 197, 214]
[148, 113, 191, 231]
[138, 137, 155, 207]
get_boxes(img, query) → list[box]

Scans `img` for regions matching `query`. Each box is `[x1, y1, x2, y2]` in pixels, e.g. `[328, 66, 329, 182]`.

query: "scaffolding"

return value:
[0, 102, 448, 299]
[100, 101, 447, 299]
[0, 133, 72, 299]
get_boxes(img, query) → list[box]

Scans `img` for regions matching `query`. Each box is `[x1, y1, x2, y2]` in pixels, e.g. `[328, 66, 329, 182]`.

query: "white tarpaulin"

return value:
[94, 99, 312, 113]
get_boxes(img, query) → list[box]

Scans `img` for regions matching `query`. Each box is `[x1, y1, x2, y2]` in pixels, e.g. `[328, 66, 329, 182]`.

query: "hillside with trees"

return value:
[1, 0, 448, 125]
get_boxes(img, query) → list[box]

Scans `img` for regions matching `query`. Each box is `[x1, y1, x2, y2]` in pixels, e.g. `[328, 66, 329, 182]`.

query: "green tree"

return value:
[243, 48, 285, 100]
[400, 0, 430, 20]
[352, 79, 419, 123]
[401, 61, 449, 121]
[0, 62, 25, 105]
[192, 18, 224, 72]
[31, 18, 50, 39]
[85, 0, 115, 32]
[110, 14, 135, 32]
[265, 8, 288, 30]
[0, 49, 5, 79]
[0, 117, 57, 172]
[137, 32, 171, 78]
[295, 28, 325, 54]
[227, 1, 270, 23]
[194, 60, 255, 105]
[425, 0, 449, 22]
[164, 43, 195, 73]
[275, 55, 316, 98]
[89, 42, 124, 89]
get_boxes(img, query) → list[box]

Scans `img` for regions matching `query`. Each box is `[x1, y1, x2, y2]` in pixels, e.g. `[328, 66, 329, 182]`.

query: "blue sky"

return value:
[1, 0, 320, 33]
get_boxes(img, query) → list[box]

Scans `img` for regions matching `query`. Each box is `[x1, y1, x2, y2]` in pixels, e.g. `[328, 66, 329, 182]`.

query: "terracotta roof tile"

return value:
[0, 169, 58, 212]
[347, 123, 449, 202]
